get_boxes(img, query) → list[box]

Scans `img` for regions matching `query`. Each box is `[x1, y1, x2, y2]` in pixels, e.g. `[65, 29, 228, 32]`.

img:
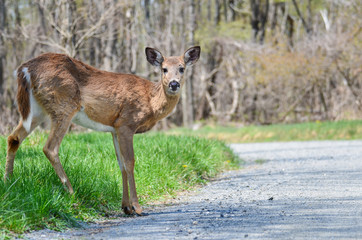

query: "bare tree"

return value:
[271, 2, 294, 47]
[292, 0, 312, 35]
[0, 0, 6, 93]
[249, 0, 269, 43]
[215, 0, 221, 25]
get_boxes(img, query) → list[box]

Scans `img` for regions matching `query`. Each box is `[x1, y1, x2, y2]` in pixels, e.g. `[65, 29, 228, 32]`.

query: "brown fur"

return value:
[16, 70, 30, 120]
[5, 46, 201, 216]
[7, 135, 20, 152]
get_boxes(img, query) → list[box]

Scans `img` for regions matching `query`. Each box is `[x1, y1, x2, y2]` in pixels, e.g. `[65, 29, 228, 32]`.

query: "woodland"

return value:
[0, 0, 361, 134]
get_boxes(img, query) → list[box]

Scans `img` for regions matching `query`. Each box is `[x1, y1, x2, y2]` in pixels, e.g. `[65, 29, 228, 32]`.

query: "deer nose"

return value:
[169, 80, 180, 91]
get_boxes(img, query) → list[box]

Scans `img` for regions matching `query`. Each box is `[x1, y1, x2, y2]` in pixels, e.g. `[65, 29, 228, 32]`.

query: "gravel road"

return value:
[25, 140, 362, 239]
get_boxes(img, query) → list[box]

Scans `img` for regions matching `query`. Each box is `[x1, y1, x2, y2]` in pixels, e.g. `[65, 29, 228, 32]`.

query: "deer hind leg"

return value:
[116, 127, 143, 216]
[112, 133, 132, 215]
[43, 117, 74, 194]
[5, 117, 43, 181]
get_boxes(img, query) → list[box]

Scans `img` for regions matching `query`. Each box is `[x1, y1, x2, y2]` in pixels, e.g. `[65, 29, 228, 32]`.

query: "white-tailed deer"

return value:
[4, 46, 200, 215]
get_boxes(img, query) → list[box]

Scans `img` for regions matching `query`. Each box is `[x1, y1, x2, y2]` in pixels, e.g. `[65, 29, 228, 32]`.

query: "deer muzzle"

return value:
[169, 80, 180, 92]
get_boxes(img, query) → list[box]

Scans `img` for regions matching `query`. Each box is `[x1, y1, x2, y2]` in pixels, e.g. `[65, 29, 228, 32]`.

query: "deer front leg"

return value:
[115, 127, 143, 216]
[112, 133, 132, 215]
[5, 122, 30, 180]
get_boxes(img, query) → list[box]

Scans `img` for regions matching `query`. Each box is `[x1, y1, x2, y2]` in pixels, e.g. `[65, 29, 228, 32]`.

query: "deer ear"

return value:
[145, 47, 164, 66]
[184, 46, 201, 66]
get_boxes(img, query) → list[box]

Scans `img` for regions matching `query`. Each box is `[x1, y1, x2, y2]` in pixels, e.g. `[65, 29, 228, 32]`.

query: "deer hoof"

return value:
[132, 205, 144, 216]
[4, 172, 13, 182]
[68, 188, 74, 195]
[123, 206, 133, 215]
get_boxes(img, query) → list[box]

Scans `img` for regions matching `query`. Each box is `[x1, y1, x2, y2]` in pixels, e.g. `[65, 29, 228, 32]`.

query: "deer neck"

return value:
[151, 81, 180, 121]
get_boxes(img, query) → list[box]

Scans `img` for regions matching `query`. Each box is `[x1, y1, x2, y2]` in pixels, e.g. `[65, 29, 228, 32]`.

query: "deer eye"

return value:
[179, 67, 184, 74]
[162, 68, 168, 74]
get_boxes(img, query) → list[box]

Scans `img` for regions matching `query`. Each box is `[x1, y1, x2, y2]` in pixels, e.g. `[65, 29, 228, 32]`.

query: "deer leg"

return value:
[5, 119, 41, 181]
[43, 118, 74, 194]
[127, 159, 142, 216]
[116, 127, 143, 216]
[112, 133, 133, 215]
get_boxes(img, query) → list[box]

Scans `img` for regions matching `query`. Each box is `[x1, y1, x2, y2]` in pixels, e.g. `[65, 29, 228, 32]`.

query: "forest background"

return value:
[0, 0, 361, 134]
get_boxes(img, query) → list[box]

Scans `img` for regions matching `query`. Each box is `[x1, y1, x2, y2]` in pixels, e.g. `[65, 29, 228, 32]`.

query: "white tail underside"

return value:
[22, 67, 44, 133]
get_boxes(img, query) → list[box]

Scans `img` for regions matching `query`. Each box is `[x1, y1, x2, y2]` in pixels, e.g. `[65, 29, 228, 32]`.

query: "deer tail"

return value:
[16, 66, 31, 121]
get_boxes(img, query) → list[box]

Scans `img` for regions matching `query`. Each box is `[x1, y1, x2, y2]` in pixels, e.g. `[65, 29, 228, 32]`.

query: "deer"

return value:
[4, 46, 201, 216]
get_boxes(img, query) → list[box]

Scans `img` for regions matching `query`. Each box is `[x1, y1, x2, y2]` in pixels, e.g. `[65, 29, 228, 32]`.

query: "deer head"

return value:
[145, 46, 201, 96]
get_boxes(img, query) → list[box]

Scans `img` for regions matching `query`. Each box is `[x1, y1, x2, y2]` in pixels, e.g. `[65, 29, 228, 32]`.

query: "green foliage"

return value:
[286, 0, 325, 14]
[0, 132, 238, 235]
[167, 120, 362, 143]
[195, 20, 251, 54]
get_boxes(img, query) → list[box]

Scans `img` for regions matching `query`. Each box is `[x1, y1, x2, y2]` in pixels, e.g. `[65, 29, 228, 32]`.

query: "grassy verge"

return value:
[0, 132, 238, 236]
[167, 120, 362, 143]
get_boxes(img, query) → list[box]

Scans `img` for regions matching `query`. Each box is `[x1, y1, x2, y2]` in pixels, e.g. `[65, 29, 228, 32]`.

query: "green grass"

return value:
[0, 132, 238, 236]
[167, 120, 362, 143]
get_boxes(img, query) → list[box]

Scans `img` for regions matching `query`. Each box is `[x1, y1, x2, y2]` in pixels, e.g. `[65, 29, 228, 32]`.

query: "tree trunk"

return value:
[292, 0, 312, 35]
[250, 0, 269, 43]
[67, 0, 77, 57]
[229, 0, 236, 21]
[307, 0, 312, 32]
[182, 0, 197, 128]
[36, 2, 47, 35]
[223, 0, 228, 22]
[207, 0, 212, 21]
[103, 1, 118, 71]
[250, 0, 260, 41]
[259, 0, 269, 43]
[144, 0, 151, 35]
[188, 0, 196, 122]
[0, 0, 6, 94]
[215, 0, 221, 25]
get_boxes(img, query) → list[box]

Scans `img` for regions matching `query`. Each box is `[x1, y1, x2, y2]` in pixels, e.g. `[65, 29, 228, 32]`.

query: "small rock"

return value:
[268, 197, 274, 201]
[220, 213, 224, 218]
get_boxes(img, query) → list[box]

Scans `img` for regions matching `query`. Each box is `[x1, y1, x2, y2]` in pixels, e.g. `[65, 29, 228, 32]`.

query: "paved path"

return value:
[25, 140, 362, 239]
